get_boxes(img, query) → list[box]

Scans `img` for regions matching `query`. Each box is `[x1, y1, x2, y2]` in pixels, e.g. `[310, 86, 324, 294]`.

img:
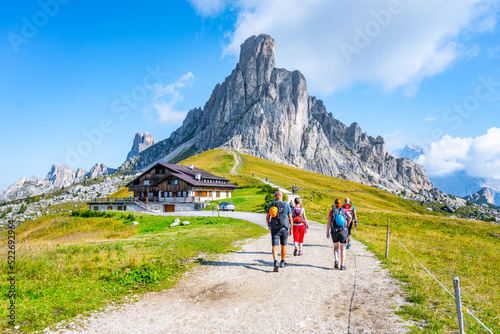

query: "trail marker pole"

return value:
[454, 277, 465, 334]
[385, 220, 390, 258]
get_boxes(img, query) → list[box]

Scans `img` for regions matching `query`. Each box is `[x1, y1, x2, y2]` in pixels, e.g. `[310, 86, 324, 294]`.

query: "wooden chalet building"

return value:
[126, 163, 237, 210]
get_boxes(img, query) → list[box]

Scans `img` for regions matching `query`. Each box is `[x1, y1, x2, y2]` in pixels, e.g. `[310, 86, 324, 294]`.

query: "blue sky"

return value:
[1, 0, 500, 192]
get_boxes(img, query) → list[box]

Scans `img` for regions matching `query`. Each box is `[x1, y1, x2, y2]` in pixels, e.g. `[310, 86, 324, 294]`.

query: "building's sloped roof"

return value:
[128, 163, 237, 188]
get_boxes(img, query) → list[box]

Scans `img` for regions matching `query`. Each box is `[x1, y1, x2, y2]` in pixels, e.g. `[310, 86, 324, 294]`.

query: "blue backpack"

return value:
[332, 207, 346, 230]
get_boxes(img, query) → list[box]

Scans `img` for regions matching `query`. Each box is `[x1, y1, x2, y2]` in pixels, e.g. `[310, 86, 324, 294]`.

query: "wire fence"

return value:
[254, 175, 495, 332]
[356, 221, 495, 333]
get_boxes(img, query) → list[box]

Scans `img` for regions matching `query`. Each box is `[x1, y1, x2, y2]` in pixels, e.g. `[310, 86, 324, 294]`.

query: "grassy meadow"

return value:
[182, 149, 500, 333]
[2, 148, 499, 333]
[0, 212, 266, 332]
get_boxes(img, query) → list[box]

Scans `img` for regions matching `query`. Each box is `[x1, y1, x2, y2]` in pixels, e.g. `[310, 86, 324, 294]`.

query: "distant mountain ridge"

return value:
[392, 144, 424, 162]
[121, 34, 435, 197]
[0, 162, 116, 202]
[393, 144, 500, 205]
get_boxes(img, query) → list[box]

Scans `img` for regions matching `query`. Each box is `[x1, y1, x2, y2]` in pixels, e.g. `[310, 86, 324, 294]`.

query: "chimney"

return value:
[189, 164, 194, 170]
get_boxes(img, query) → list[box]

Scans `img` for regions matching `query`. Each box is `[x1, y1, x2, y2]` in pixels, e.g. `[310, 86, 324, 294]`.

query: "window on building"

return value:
[93, 206, 98, 211]
[144, 180, 149, 185]
[177, 191, 182, 197]
[169, 192, 172, 197]
[226, 191, 229, 197]
[183, 191, 187, 197]
[209, 191, 213, 197]
[141, 193, 144, 198]
[216, 191, 220, 197]
[108, 206, 112, 210]
[149, 193, 153, 197]
[118, 206, 123, 211]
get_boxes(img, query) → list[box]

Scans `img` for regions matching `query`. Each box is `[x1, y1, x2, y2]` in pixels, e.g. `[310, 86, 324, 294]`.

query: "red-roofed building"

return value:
[126, 163, 237, 211]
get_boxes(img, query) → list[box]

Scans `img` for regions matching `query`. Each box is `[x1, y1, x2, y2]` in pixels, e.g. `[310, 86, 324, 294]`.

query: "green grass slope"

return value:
[0, 212, 266, 333]
[181, 149, 500, 333]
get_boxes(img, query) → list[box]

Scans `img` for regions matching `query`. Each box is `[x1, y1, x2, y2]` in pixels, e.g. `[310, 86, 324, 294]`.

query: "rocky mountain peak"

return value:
[87, 163, 116, 179]
[122, 33, 435, 197]
[466, 187, 496, 206]
[127, 132, 156, 161]
[45, 164, 87, 188]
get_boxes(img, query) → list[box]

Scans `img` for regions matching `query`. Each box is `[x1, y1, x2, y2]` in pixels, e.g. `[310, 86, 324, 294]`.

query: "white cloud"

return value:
[217, 0, 498, 95]
[149, 72, 195, 124]
[416, 128, 500, 179]
[187, 0, 227, 17]
[154, 101, 190, 123]
[424, 117, 437, 121]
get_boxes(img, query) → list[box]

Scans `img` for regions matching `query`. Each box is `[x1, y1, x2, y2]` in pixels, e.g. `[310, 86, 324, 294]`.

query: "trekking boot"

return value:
[273, 260, 279, 272]
[280, 260, 287, 268]
[294, 248, 298, 256]
[298, 250, 303, 256]
[340, 265, 347, 271]
[334, 261, 339, 269]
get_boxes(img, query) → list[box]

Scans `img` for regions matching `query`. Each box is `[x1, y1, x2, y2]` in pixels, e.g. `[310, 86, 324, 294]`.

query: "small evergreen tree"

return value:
[18, 204, 27, 214]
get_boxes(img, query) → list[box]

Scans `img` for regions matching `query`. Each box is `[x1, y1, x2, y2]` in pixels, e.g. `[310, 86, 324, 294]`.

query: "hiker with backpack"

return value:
[326, 198, 352, 270]
[343, 197, 358, 249]
[292, 197, 309, 256]
[266, 191, 293, 272]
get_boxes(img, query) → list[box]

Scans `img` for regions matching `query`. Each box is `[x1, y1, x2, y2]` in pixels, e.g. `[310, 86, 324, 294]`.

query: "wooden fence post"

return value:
[454, 277, 465, 334]
[385, 220, 390, 258]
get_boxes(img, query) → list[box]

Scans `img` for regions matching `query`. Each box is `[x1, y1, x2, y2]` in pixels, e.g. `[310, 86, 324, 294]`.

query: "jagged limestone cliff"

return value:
[121, 34, 434, 195]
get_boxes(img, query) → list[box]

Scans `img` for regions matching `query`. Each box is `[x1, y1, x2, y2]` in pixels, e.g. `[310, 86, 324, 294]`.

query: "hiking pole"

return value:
[453, 277, 465, 334]
[385, 220, 390, 259]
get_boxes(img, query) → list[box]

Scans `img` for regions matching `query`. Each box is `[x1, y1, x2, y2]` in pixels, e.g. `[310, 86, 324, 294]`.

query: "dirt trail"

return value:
[47, 212, 414, 333]
[229, 150, 242, 174]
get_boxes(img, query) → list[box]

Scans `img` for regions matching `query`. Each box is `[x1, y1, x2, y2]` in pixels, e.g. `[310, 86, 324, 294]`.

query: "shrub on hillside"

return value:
[18, 204, 27, 214]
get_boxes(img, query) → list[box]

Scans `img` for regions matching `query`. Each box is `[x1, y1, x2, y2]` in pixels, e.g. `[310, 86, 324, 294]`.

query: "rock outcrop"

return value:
[121, 34, 435, 196]
[87, 163, 116, 179]
[0, 176, 50, 202]
[126, 132, 156, 161]
[45, 165, 87, 188]
[0, 162, 118, 202]
[465, 187, 496, 206]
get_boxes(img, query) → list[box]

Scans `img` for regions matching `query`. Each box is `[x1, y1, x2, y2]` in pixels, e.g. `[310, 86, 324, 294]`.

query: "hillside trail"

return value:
[47, 180, 414, 334]
[229, 150, 242, 174]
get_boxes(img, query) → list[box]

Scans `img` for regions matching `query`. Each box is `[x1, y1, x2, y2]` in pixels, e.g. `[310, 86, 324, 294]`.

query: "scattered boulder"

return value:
[181, 221, 190, 226]
[174, 218, 180, 224]
[170, 222, 179, 227]
[132, 221, 139, 225]
[426, 208, 433, 211]
[443, 205, 455, 213]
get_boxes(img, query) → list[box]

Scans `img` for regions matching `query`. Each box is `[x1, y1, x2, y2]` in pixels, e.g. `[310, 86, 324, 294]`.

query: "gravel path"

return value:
[229, 151, 242, 175]
[46, 209, 414, 333]
[46, 178, 414, 333]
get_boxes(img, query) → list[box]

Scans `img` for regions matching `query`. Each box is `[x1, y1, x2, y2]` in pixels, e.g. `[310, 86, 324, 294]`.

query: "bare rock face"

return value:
[0, 176, 49, 202]
[45, 165, 87, 188]
[465, 187, 496, 206]
[122, 34, 435, 196]
[86, 163, 117, 179]
[126, 132, 156, 161]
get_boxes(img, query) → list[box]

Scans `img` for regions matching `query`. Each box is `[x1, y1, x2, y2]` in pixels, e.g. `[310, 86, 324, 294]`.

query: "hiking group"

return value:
[266, 191, 357, 272]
